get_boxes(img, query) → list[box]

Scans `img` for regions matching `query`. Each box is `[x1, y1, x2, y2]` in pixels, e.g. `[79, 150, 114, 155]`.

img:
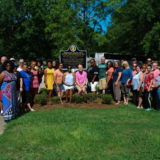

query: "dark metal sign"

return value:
[60, 45, 87, 69]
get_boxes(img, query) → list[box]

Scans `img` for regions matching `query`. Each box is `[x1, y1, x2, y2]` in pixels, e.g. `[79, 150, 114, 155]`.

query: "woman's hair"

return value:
[30, 60, 36, 65]
[147, 64, 152, 68]
[122, 61, 130, 69]
[90, 58, 95, 62]
[59, 63, 63, 66]
[107, 61, 113, 68]
[114, 61, 120, 67]
[2, 60, 14, 72]
[67, 65, 72, 69]
[46, 60, 52, 65]
[37, 60, 42, 66]
[142, 64, 147, 68]
[136, 65, 142, 69]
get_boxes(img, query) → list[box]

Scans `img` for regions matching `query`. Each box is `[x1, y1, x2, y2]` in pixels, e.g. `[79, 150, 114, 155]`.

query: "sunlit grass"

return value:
[0, 104, 160, 160]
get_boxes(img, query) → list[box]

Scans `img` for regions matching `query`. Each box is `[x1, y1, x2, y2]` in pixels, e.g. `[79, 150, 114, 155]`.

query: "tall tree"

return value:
[105, 0, 160, 58]
[0, 0, 124, 59]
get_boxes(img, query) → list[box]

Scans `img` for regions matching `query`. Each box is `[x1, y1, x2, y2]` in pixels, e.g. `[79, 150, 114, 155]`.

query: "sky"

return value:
[100, 0, 127, 33]
[101, 14, 112, 33]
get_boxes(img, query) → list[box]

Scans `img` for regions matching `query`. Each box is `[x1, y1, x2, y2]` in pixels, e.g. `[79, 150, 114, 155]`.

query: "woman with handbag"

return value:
[121, 61, 132, 105]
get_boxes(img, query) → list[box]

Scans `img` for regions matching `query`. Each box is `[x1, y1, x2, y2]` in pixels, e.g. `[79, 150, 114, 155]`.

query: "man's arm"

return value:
[92, 67, 99, 84]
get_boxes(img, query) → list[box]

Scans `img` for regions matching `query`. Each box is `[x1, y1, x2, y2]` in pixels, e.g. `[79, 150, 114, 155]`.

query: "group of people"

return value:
[0, 56, 160, 122]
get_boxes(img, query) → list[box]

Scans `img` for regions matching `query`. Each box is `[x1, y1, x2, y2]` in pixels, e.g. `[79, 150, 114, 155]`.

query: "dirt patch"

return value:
[33, 101, 122, 110]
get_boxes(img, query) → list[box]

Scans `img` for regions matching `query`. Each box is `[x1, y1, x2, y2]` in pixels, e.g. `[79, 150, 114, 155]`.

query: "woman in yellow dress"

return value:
[44, 60, 54, 99]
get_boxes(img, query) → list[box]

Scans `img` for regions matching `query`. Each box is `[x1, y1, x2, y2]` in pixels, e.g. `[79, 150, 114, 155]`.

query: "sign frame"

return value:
[60, 45, 87, 70]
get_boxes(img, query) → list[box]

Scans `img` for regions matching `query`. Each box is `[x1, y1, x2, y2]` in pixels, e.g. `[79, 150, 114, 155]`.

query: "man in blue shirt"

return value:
[20, 64, 35, 112]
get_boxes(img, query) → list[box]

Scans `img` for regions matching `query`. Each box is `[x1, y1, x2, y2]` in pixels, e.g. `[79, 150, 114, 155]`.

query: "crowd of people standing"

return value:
[0, 56, 160, 122]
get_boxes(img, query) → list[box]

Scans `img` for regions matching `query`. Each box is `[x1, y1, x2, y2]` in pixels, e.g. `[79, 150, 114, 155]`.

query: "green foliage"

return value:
[50, 96, 60, 105]
[85, 93, 98, 102]
[72, 94, 83, 103]
[101, 94, 113, 104]
[0, 0, 123, 58]
[34, 94, 48, 105]
[39, 88, 49, 95]
[105, 0, 160, 58]
[141, 22, 160, 58]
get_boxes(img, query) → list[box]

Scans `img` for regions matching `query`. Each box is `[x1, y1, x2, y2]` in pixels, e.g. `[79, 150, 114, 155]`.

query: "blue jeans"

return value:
[157, 88, 160, 110]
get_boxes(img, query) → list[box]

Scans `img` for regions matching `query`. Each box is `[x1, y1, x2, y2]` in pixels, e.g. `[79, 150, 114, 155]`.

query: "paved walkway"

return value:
[0, 116, 5, 135]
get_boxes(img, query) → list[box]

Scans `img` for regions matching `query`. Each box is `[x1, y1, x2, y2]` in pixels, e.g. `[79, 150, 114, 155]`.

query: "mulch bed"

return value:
[33, 101, 122, 110]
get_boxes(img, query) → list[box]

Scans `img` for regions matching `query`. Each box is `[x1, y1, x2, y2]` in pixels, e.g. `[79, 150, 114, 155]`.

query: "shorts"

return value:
[76, 85, 86, 91]
[121, 83, 130, 98]
[98, 78, 106, 90]
[63, 85, 74, 91]
[22, 91, 30, 104]
[90, 82, 98, 92]
[53, 84, 65, 93]
[133, 88, 143, 97]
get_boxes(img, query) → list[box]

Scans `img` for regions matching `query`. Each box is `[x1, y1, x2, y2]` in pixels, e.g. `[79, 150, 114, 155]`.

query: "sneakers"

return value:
[137, 106, 141, 109]
[115, 101, 120, 105]
[30, 108, 35, 112]
[146, 108, 150, 111]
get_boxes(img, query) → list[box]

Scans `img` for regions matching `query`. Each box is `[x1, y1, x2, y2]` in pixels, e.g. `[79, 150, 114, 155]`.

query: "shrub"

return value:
[50, 96, 60, 105]
[72, 94, 83, 103]
[85, 93, 98, 102]
[101, 94, 113, 104]
[39, 88, 49, 95]
[34, 94, 48, 105]
[34, 95, 40, 104]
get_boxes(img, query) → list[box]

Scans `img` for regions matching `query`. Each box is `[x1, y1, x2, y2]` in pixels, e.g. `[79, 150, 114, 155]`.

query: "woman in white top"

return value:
[133, 65, 144, 108]
[63, 66, 75, 103]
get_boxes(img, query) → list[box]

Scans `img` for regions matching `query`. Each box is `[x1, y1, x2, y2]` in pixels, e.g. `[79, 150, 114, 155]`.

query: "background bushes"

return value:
[34, 90, 113, 105]
[72, 94, 83, 103]
[85, 93, 98, 102]
[34, 94, 48, 105]
[50, 97, 60, 105]
[34, 89, 48, 105]
[101, 94, 113, 104]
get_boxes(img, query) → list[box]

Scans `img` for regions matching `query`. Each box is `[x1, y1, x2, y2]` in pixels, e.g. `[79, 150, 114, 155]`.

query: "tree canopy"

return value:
[104, 0, 160, 59]
[0, 0, 159, 59]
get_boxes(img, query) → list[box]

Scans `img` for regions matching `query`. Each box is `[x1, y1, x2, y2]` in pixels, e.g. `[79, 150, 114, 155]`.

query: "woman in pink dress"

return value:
[30, 60, 39, 105]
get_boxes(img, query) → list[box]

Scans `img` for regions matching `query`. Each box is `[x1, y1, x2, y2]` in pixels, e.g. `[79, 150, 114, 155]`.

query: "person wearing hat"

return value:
[10, 57, 15, 63]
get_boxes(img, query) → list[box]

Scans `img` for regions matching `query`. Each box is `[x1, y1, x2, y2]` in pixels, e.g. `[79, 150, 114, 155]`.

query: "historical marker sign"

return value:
[60, 45, 87, 69]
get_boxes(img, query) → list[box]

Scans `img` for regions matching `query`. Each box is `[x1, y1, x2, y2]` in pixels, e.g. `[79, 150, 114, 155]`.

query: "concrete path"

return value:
[0, 116, 5, 135]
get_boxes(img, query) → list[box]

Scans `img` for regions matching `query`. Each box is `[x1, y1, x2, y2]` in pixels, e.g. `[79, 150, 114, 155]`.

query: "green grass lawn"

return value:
[0, 104, 160, 160]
